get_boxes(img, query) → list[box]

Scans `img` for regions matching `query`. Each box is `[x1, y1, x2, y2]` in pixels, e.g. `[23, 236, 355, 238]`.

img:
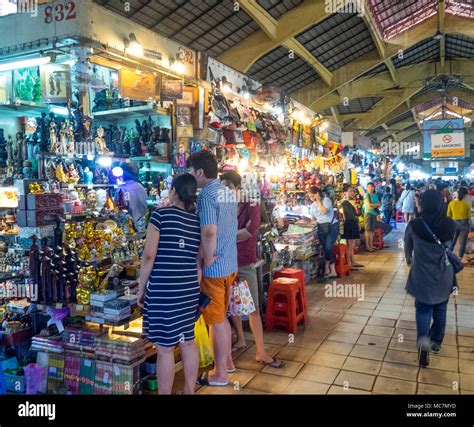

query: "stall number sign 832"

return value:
[44, 1, 76, 23]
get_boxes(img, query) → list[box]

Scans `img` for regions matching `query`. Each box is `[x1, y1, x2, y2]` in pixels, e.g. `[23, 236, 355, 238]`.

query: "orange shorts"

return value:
[200, 273, 237, 325]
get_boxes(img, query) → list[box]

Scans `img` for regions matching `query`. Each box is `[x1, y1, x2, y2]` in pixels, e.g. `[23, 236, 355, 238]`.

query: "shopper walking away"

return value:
[436, 182, 452, 215]
[399, 183, 416, 222]
[308, 187, 339, 278]
[221, 171, 283, 368]
[363, 182, 380, 252]
[121, 162, 149, 231]
[381, 187, 394, 224]
[447, 187, 472, 264]
[341, 186, 363, 270]
[137, 174, 201, 394]
[404, 190, 456, 368]
[187, 151, 238, 387]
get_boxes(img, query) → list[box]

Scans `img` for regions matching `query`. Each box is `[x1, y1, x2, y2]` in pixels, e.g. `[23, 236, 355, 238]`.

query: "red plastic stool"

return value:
[273, 268, 307, 317]
[373, 227, 384, 249]
[265, 277, 306, 333]
[333, 244, 351, 277]
[396, 211, 405, 222]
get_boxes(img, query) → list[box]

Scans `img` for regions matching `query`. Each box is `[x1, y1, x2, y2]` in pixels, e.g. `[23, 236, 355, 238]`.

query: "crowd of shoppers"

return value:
[136, 151, 472, 391]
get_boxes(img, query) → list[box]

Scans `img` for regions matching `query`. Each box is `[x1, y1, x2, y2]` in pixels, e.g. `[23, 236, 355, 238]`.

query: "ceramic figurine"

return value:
[66, 120, 75, 155]
[177, 144, 186, 168]
[22, 160, 34, 179]
[49, 121, 58, 154]
[85, 190, 97, 211]
[59, 122, 67, 155]
[67, 163, 80, 183]
[95, 126, 113, 155]
[84, 116, 94, 155]
[83, 167, 93, 185]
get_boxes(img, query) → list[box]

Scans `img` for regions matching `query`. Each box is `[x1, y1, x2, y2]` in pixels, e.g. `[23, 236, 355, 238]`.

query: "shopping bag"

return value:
[194, 316, 214, 368]
[228, 280, 256, 317]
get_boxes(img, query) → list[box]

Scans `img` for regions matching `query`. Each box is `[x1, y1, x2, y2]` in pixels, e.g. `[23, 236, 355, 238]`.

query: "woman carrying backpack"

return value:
[404, 190, 457, 368]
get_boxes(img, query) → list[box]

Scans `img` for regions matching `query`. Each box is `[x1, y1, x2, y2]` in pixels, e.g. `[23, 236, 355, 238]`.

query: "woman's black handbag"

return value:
[420, 218, 464, 274]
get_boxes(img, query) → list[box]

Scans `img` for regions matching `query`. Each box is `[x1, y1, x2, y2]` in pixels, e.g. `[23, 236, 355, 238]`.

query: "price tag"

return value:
[76, 304, 83, 311]
[87, 184, 93, 190]
[114, 366, 120, 375]
[125, 158, 131, 163]
[84, 359, 92, 367]
[66, 214, 72, 220]
[49, 367, 57, 373]
[103, 373, 109, 383]
[67, 153, 74, 158]
[56, 303, 62, 309]
[68, 184, 74, 190]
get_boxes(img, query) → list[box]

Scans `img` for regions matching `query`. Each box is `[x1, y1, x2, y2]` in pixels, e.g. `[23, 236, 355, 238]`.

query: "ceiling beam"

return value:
[237, 0, 277, 40]
[361, 0, 398, 84]
[330, 106, 341, 125]
[281, 39, 334, 87]
[289, 15, 440, 108]
[350, 86, 423, 131]
[235, 0, 334, 87]
[394, 128, 421, 142]
[308, 60, 474, 112]
[218, 0, 332, 72]
[439, 0, 446, 33]
[439, 0, 446, 67]
[385, 59, 398, 84]
[412, 109, 423, 129]
[350, 87, 474, 134]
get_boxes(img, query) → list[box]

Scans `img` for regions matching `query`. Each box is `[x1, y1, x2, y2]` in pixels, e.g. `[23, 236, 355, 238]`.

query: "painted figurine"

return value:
[49, 121, 58, 154]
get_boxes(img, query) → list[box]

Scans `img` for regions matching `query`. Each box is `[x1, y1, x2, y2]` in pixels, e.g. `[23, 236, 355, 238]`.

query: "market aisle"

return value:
[193, 225, 474, 395]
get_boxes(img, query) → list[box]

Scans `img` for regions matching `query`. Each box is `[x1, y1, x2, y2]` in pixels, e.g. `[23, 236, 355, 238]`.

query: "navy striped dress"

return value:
[142, 207, 201, 347]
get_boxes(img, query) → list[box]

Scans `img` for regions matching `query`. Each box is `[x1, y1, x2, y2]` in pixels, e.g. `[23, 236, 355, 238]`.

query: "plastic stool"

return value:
[373, 227, 384, 249]
[389, 219, 397, 230]
[265, 277, 306, 333]
[396, 211, 405, 222]
[333, 244, 351, 277]
[273, 268, 307, 317]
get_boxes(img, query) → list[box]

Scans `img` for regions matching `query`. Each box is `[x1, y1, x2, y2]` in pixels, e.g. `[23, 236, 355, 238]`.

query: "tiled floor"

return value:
[185, 224, 474, 394]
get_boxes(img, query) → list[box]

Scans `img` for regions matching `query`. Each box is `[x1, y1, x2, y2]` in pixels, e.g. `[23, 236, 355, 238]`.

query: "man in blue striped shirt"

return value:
[187, 151, 238, 386]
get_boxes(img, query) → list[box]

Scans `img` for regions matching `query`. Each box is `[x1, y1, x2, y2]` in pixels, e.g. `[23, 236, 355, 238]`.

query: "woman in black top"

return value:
[404, 190, 456, 368]
[341, 186, 363, 270]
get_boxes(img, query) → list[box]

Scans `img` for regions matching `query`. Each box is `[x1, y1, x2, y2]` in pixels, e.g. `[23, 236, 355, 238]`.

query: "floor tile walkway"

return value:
[188, 224, 474, 394]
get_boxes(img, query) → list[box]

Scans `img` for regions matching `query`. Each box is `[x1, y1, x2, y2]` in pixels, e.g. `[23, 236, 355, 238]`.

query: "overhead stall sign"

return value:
[423, 118, 464, 156]
[431, 131, 465, 158]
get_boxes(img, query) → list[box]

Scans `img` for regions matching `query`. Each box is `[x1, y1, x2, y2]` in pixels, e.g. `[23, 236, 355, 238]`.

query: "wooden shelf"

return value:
[92, 104, 169, 119]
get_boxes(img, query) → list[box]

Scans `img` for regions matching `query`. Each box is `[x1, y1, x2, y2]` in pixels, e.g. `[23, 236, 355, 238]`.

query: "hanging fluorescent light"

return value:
[0, 56, 51, 72]
[49, 106, 69, 116]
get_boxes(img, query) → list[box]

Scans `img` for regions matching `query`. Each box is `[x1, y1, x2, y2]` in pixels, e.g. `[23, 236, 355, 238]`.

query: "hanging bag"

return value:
[228, 279, 256, 317]
[194, 316, 214, 368]
[420, 217, 464, 274]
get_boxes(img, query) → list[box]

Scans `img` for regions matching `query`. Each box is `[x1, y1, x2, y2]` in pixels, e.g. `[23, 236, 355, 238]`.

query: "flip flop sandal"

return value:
[258, 357, 284, 369]
[231, 345, 247, 353]
[227, 368, 237, 373]
[196, 372, 228, 387]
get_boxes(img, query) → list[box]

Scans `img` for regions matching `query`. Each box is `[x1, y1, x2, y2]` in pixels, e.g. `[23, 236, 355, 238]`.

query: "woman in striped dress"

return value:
[138, 174, 201, 394]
